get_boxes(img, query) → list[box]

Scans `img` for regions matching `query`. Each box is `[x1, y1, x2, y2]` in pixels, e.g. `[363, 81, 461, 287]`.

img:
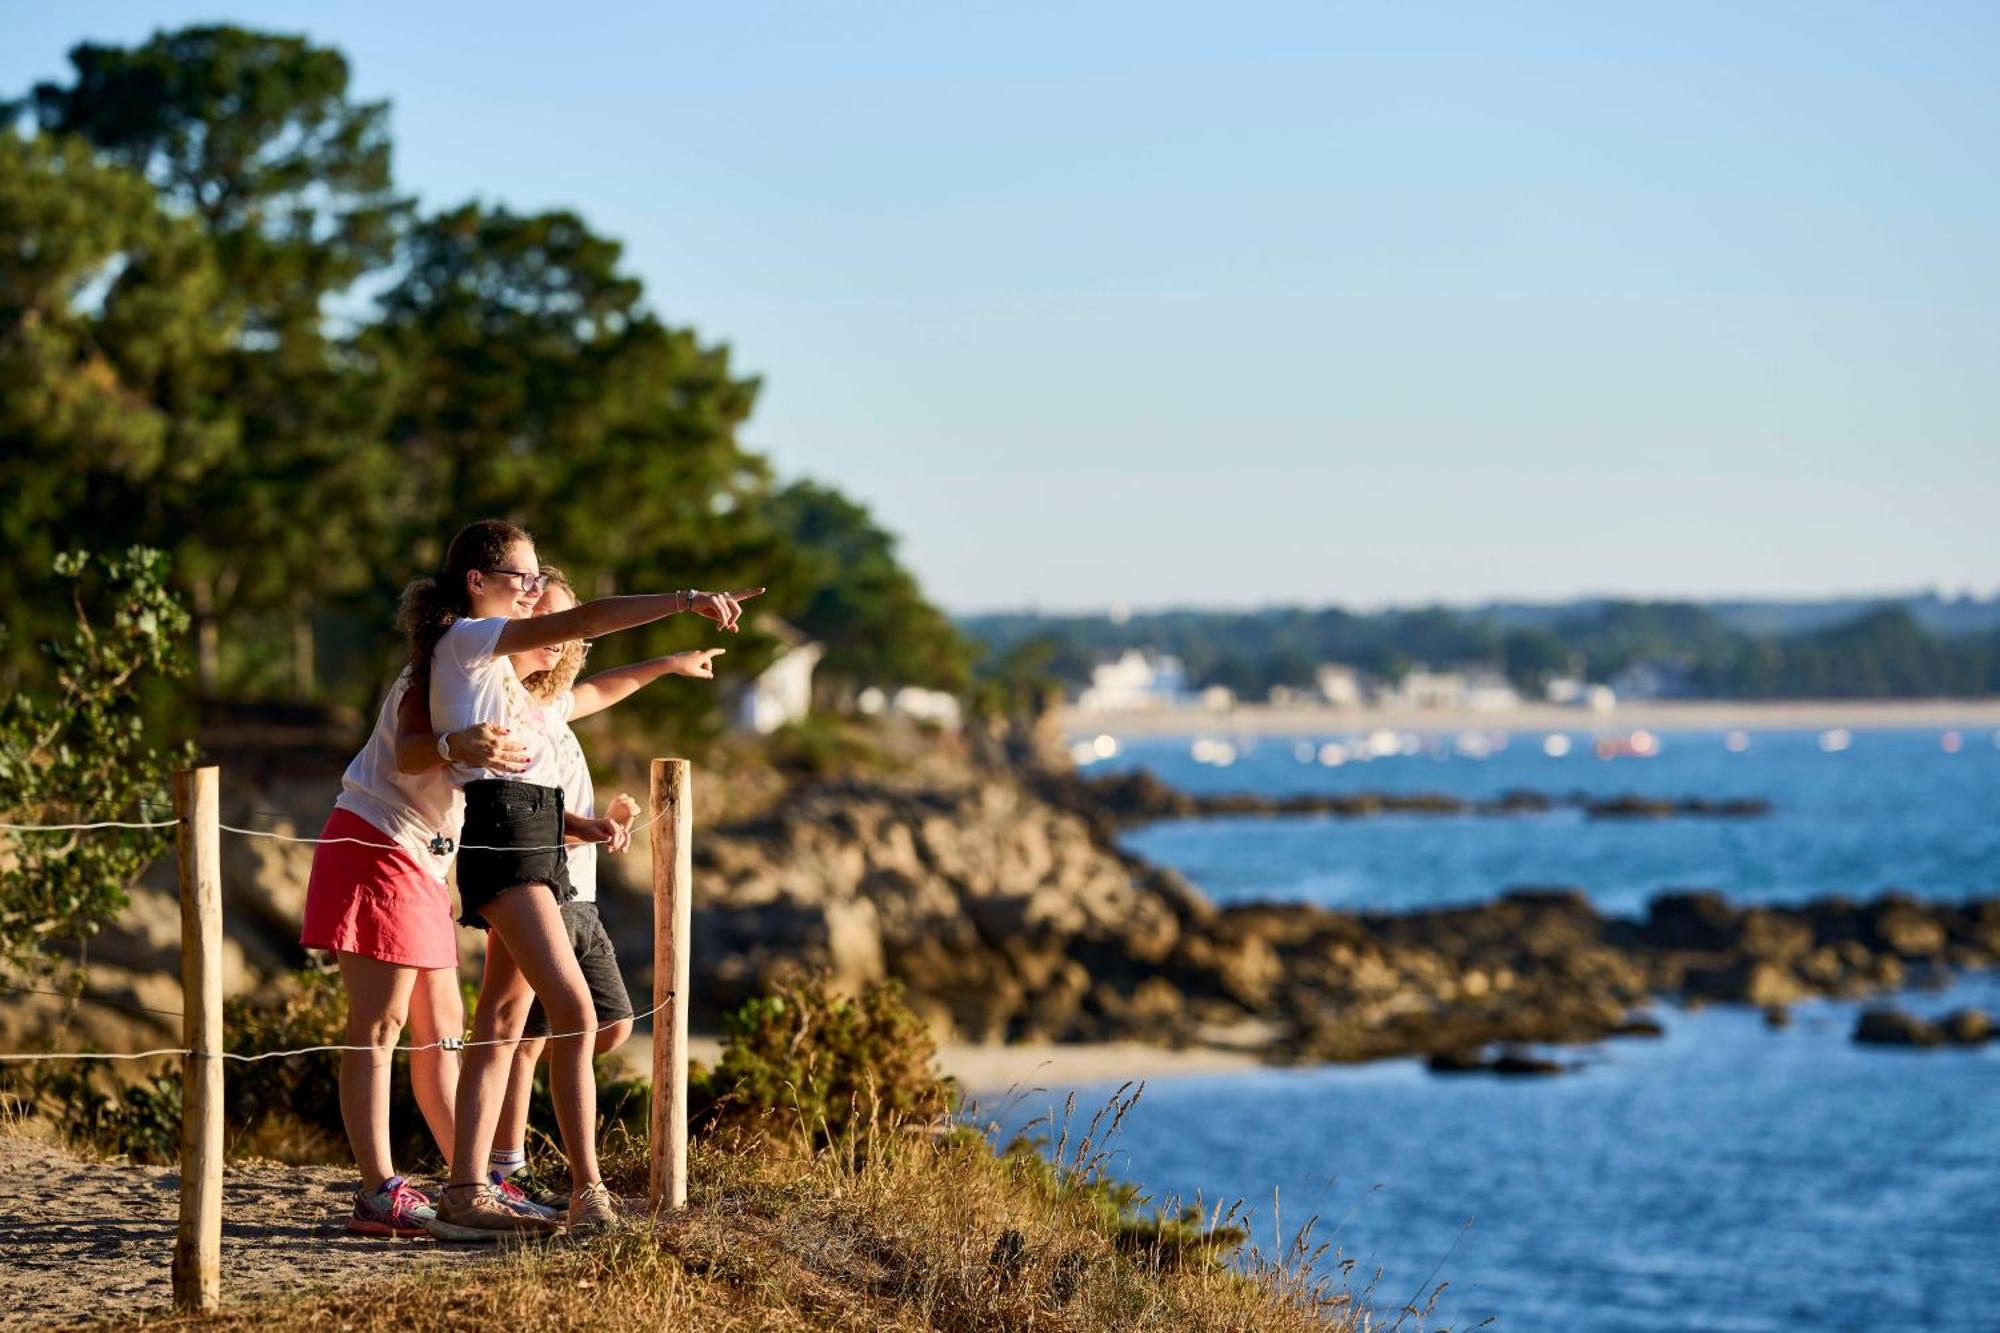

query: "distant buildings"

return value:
[1370, 666, 1519, 712]
[1070, 651, 1572, 715]
[1609, 660, 1693, 701]
[734, 618, 823, 735]
[1315, 663, 1364, 707]
[1076, 649, 1190, 711]
[856, 684, 963, 732]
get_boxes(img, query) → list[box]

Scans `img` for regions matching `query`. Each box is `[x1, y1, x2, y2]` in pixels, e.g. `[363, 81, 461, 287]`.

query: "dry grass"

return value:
[171, 1097, 1410, 1333]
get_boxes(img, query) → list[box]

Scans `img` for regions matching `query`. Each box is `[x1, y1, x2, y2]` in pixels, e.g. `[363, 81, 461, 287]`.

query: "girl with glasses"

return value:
[401, 518, 759, 1239]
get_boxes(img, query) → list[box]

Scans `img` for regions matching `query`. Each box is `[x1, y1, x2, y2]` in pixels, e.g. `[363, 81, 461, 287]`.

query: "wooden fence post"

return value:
[648, 758, 693, 1211]
[172, 766, 222, 1313]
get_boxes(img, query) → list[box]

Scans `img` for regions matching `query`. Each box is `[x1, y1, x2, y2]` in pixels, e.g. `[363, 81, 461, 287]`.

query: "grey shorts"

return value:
[523, 901, 633, 1039]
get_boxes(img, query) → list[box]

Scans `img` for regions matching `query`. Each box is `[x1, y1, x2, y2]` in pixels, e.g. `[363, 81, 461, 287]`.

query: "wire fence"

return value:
[0, 992, 676, 1066]
[0, 805, 664, 854]
[0, 799, 672, 1064]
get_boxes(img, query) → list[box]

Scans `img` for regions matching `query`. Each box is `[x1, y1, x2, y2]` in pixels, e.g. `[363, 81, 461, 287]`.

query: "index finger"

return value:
[731, 587, 766, 601]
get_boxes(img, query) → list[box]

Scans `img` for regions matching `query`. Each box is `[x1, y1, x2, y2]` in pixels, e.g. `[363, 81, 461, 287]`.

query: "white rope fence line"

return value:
[0, 805, 675, 1064]
[0, 807, 665, 854]
[0, 993, 675, 1066]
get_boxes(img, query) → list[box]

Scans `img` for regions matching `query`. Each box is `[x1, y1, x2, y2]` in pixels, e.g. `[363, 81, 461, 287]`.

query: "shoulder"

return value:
[440, 616, 509, 665]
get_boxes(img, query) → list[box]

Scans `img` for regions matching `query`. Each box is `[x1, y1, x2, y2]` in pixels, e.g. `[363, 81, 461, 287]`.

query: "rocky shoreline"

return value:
[686, 742, 1994, 1068]
[1050, 767, 1772, 827]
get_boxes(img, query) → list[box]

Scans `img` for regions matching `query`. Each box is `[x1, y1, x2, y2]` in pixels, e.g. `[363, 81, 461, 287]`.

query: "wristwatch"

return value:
[436, 731, 454, 762]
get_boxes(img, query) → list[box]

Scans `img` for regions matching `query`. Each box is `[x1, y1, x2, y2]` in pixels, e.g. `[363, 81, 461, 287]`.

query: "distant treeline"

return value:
[962, 601, 2000, 700]
[0, 26, 968, 736]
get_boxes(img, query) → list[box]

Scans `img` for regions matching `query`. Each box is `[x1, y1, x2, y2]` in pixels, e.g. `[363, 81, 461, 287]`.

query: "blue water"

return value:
[1101, 729, 2000, 913]
[1015, 726, 2000, 1330]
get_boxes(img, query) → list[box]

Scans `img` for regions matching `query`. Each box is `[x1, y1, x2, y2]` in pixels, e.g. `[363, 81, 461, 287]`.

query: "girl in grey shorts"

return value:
[488, 565, 726, 1208]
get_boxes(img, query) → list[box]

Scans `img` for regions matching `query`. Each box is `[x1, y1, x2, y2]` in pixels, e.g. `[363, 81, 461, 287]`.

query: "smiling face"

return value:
[466, 537, 543, 619]
[514, 579, 586, 700]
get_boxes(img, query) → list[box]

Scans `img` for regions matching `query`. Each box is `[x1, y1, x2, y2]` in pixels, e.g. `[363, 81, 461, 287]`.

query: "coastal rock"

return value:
[1852, 1008, 1943, 1048]
[1611, 1013, 1666, 1038]
[1643, 891, 1742, 952]
[1681, 959, 1807, 1008]
[1866, 900, 1948, 959]
[1940, 1008, 1993, 1046]
[1425, 1049, 1488, 1074]
[1491, 1049, 1566, 1076]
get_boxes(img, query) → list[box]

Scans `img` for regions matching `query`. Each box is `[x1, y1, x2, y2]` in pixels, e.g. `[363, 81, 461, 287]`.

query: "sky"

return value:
[6, 2, 1998, 613]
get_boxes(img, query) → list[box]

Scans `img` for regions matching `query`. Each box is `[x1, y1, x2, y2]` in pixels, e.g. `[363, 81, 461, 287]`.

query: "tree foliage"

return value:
[0, 549, 195, 973]
[2, 24, 958, 732]
[769, 479, 972, 696]
[965, 599, 2000, 700]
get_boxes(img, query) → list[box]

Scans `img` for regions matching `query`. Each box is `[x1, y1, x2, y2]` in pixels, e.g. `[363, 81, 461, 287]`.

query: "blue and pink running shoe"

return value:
[347, 1175, 436, 1238]
[491, 1171, 564, 1223]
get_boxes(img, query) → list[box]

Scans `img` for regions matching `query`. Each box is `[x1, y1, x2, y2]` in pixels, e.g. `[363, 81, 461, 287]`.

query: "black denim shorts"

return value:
[458, 779, 572, 930]
[522, 901, 633, 1039]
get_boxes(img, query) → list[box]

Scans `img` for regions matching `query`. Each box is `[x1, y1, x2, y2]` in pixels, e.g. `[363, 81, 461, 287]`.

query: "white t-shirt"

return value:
[333, 670, 463, 877]
[543, 691, 600, 903]
[427, 617, 570, 789]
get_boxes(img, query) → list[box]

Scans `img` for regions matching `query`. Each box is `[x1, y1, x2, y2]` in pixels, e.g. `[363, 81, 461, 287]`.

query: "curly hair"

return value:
[398, 519, 533, 697]
[520, 563, 588, 704]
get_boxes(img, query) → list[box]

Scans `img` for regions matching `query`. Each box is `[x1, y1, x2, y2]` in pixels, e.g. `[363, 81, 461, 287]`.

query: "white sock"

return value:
[490, 1146, 527, 1177]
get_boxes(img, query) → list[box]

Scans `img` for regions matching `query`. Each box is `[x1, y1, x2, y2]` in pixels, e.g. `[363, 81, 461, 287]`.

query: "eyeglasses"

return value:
[482, 567, 551, 594]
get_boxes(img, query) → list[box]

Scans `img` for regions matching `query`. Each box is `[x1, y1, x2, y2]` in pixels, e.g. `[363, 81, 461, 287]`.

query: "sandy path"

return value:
[0, 1134, 498, 1328]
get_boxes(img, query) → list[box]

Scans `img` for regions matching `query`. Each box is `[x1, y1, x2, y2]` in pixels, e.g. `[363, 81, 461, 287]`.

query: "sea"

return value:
[987, 727, 2000, 1331]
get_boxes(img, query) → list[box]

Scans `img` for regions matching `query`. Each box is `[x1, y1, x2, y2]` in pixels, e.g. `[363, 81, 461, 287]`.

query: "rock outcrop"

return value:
[678, 758, 1998, 1064]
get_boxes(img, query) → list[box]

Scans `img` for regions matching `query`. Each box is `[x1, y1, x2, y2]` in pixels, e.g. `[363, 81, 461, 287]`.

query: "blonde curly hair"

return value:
[520, 564, 588, 704]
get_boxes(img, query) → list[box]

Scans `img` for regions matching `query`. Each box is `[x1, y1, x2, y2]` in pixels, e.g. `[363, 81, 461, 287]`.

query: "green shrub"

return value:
[0, 548, 194, 976]
[691, 975, 955, 1146]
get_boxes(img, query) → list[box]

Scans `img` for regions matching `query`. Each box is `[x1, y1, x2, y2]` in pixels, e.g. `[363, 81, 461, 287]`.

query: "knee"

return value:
[348, 1005, 408, 1049]
[541, 982, 596, 1036]
[514, 1036, 548, 1069]
[595, 1018, 633, 1055]
[477, 991, 535, 1042]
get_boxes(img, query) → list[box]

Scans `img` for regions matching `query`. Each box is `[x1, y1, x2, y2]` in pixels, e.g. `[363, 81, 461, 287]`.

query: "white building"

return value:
[1315, 663, 1364, 707]
[1389, 667, 1468, 709]
[1609, 660, 1691, 701]
[1543, 674, 1587, 705]
[1076, 649, 1189, 711]
[735, 619, 824, 735]
[857, 684, 963, 732]
[1462, 668, 1522, 712]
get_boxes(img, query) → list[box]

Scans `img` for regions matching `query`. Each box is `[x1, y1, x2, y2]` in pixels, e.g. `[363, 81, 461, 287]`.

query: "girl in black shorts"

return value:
[402, 518, 760, 1238]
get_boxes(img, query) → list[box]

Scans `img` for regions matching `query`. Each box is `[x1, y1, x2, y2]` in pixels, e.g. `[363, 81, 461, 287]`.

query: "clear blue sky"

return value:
[8, 2, 1997, 612]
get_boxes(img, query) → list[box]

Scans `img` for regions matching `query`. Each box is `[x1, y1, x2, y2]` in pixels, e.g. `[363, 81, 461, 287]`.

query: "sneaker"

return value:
[347, 1175, 435, 1239]
[426, 1182, 562, 1242]
[567, 1180, 619, 1235]
[504, 1166, 570, 1212]
[492, 1171, 564, 1222]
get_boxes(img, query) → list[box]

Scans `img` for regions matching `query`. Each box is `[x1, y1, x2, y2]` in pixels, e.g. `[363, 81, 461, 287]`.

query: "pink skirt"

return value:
[299, 809, 458, 970]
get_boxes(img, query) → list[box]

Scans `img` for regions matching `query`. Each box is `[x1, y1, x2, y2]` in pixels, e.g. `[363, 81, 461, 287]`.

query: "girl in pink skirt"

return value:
[300, 672, 522, 1236]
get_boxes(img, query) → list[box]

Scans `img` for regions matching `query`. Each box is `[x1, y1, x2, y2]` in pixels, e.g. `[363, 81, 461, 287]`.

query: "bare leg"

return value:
[445, 924, 536, 1189]
[335, 952, 418, 1192]
[405, 965, 464, 1169]
[495, 1015, 628, 1171]
[596, 1017, 633, 1055]
[481, 885, 601, 1192]
[495, 1033, 547, 1168]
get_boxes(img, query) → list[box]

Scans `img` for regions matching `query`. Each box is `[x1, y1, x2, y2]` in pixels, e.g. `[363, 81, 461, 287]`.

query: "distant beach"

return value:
[617, 1035, 1260, 1099]
[1065, 698, 2000, 738]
